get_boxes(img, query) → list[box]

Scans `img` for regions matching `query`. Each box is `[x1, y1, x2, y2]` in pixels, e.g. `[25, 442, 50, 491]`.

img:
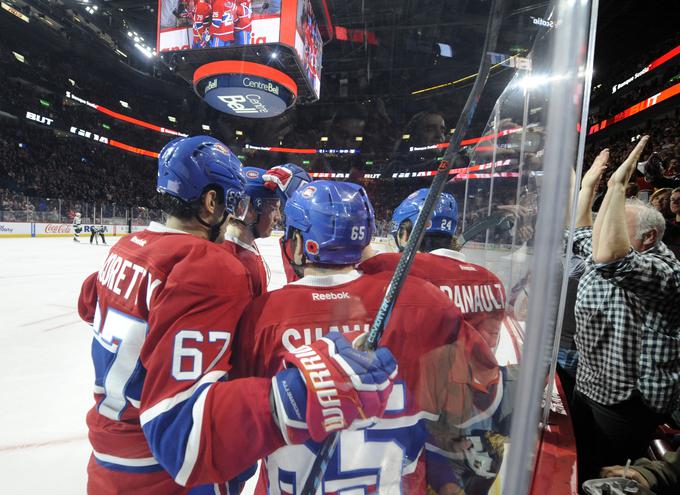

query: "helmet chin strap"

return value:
[393, 233, 406, 253]
[196, 210, 229, 242]
[233, 213, 263, 240]
[282, 236, 306, 278]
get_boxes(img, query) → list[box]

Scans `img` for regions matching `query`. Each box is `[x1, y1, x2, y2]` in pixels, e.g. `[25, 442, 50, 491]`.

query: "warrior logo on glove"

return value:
[272, 332, 398, 443]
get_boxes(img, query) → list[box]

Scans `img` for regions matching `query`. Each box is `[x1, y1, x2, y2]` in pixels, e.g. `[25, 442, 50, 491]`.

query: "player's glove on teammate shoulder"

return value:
[271, 332, 397, 443]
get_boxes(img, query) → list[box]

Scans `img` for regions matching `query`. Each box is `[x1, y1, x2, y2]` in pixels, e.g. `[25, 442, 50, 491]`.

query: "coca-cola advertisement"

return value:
[44, 224, 72, 234]
[35, 223, 73, 236]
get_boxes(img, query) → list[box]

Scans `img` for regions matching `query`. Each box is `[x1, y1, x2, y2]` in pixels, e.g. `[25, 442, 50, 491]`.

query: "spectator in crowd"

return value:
[649, 188, 672, 218]
[626, 182, 640, 198]
[381, 111, 447, 177]
[571, 138, 680, 485]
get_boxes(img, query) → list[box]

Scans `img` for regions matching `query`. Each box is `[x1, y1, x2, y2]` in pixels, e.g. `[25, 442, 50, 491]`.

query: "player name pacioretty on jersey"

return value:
[97, 251, 162, 303]
[289, 343, 345, 432]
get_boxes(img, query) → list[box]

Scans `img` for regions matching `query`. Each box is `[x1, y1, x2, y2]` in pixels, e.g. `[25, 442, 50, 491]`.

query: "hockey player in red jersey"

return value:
[359, 188, 516, 494]
[191, 0, 212, 48]
[233, 180, 478, 493]
[209, 0, 236, 47]
[360, 188, 507, 350]
[262, 163, 313, 283]
[77, 137, 398, 494]
[220, 167, 280, 296]
[234, 0, 252, 45]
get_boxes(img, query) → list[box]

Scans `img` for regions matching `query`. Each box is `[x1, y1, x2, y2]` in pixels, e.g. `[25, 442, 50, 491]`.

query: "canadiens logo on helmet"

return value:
[245, 170, 260, 179]
[213, 143, 230, 155]
[301, 186, 316, 199]
[306, 239, 319, 255]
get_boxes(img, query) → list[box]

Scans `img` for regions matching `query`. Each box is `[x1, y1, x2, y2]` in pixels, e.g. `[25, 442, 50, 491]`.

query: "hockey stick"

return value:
[299, 1, 506, 493]
[458, 211, 516, 246]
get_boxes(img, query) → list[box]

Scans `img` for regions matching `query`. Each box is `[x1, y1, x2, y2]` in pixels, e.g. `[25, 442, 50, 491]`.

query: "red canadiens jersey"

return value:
[233, 270, 479, 494]
[221, 235, 268, 297]
[210, 0, 236, 40]
[234, 1, 252, 32]
[192, 1, 211, 43]
[360, 250, 507, 347]
[78, 223, 283, 494]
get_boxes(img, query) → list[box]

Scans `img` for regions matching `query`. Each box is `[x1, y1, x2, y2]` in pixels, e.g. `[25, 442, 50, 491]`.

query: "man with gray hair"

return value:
[571, 137, 680, 486]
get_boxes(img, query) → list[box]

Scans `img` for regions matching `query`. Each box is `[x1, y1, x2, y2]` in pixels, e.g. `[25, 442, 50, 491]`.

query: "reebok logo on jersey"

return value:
[312, 292, 350, 301]
[130, 236, 147, 247]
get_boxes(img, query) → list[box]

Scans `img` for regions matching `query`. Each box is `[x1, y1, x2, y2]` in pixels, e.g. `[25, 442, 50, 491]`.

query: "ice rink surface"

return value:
[0, 234, 524, 494]
[0, 235, 290, 494]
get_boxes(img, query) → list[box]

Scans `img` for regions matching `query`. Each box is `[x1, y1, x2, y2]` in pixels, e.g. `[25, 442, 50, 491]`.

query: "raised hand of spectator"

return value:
[576, 149, 610, 228]
[608, 136, 650, 188]
[593, 136, 650, 262]
[582, 148, 610, 191]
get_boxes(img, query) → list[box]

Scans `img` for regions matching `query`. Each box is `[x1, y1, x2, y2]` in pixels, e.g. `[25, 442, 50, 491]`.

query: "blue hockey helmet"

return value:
[284, 181, 375, 265]
[157, 136, 246, 215]
[242, 167, 280, 213]
[271, 163, 312, 204]
[390, 188, 458, 241]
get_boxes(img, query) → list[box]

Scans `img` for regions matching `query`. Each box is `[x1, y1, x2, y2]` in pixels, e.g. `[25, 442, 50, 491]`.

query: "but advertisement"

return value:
[158, 0, 282, 52]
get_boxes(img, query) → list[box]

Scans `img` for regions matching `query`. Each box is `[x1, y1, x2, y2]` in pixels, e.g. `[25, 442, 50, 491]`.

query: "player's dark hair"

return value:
[157, 184, 225, 221]
[398, 219, 460, 252]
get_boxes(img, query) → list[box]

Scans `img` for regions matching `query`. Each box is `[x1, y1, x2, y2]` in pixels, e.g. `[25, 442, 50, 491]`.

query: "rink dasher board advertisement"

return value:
[0, 223, 141, 238]
[0, 222, 32, 238]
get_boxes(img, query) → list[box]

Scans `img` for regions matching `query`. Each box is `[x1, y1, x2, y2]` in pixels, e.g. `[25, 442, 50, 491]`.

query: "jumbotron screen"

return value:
[157, 0, 322, 98]
[158, 0, 281, 50]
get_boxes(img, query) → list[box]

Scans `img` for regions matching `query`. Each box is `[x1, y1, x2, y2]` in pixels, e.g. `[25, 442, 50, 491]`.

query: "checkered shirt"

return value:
[573, 227, 680, 413]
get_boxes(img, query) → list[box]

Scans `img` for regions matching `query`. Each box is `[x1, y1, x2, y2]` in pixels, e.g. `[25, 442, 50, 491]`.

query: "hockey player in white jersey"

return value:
[72, 212, 82, 242]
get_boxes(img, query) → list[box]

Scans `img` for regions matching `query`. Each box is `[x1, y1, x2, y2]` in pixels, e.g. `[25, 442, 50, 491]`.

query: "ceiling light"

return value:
[202, 124, 210, 131]
[402, 134, 410, 140]
[235, 130, 243, 136]
[168, 116, 176, 123]
[320, 136, 328, 142]
[355, 136, 363, 142]
[119, 100, 129, 108]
